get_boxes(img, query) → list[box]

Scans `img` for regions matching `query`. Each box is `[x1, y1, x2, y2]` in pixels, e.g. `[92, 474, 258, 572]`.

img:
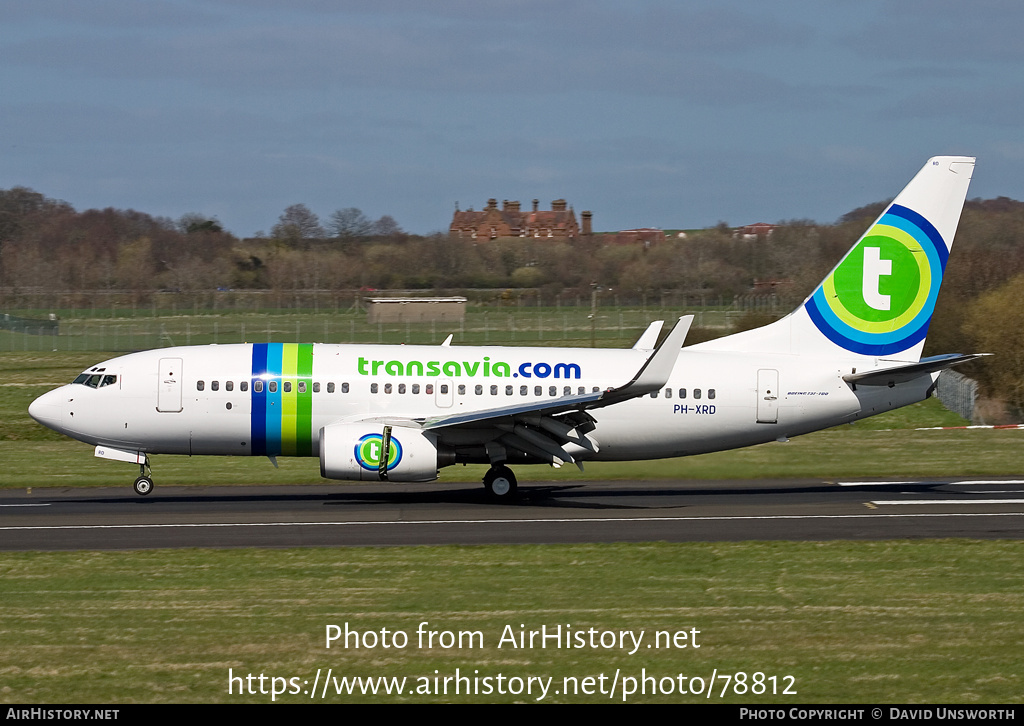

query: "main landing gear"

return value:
[133, 458, 153, 496]
[483, 464, 518, 501]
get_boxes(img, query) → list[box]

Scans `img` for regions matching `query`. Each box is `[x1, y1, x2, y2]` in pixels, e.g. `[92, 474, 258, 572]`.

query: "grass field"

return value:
[1, 541, 1021, 703]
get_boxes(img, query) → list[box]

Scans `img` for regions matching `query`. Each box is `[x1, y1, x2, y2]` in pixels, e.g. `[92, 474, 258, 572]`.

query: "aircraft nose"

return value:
[28, 388, 64, 432]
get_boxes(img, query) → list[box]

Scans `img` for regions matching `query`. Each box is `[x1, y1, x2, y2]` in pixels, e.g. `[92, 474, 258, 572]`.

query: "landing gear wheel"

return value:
[483, 465, 518, 501]
[133, 476, 153, 496]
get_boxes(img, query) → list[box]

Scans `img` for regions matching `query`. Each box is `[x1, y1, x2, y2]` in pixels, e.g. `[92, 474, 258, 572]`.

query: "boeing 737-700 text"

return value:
[29, 157, 982, 499]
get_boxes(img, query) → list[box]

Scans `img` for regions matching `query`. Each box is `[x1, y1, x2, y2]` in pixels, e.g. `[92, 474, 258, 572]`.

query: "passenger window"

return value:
[522, 386, 529, 396]
[312, 382, 319, 393]
[549, 386, 556, 396]
[371, 383, 378, 394]
[398, 384, 406, 394]
[385, 383, 392, 394]
[490, 385, 498, 395]
[650, 390, 658, 398]
[564, 386, 571, 396]
[241, 381, 248, 392]
[226, 381, 234, 392]
[212, 381, 219, 391]
[505, 385, 513, 396]
[299, 382, 307, 394]
[534, 386, 541, 396]
[342, 383, 349, 393]
[254, 381, 263, 393]
[283, 382, 291, 393]
[679, 388, 686, 399]
[665, 388, 672, 398]
[197, 380, 205, 391]
[269, 381, 277, 393]
[326, 382, 334, 393]
[592, 387, 600, 393]
[412, 384, 420, 394]
[475, 385, 483, 395]
[709, 389, 716, 400]
[458, 384, 465, 395]
[578, 387, 585, 395]
[426, 384, 434, 394]
[440, 384, 449, 394]
[694, 389, 701, 399]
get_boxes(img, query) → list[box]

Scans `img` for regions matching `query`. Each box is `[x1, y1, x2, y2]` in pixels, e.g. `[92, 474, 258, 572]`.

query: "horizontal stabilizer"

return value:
[843, 353, 987, 387]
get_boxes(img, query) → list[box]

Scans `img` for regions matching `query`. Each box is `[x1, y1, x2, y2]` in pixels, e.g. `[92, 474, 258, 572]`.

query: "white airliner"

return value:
[29, 157, 982, 499]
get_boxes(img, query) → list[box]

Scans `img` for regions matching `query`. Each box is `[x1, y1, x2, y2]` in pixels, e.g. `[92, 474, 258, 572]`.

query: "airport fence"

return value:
[935, 370, 978, 424]
[0, 306, 747, 353]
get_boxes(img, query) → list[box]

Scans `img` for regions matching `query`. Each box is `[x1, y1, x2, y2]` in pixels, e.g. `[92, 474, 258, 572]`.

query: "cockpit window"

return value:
[74, 373, 117, 388]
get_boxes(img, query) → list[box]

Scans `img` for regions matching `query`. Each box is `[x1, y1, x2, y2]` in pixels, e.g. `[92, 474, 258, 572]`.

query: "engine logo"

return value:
[354, 433, 403, 472]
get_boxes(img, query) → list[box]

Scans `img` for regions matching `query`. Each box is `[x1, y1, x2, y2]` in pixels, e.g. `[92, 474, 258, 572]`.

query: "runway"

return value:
[2, 478, 1023, 550]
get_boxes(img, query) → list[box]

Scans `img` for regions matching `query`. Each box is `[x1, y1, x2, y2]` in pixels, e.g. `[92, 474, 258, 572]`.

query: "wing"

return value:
[632, 320, 664, 351]
[340, 316, 693, 469]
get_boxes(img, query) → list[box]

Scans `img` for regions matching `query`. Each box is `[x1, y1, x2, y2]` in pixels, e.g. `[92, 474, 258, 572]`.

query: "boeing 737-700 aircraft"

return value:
[29, 157, 981, 499]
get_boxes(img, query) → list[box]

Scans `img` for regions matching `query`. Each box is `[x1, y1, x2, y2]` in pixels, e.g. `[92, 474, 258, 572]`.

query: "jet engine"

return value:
[319, 422, 449, 482]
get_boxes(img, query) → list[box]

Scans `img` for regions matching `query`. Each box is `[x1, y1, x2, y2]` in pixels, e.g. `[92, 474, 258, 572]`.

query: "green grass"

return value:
[1, 541, 1021, 703]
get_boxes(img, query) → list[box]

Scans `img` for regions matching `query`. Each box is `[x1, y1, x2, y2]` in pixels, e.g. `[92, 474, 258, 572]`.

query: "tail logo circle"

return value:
[804, 204, 947, 355]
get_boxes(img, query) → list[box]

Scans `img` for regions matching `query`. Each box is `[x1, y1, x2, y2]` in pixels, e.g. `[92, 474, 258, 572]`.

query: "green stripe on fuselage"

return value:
[279, 343, 314, 456]
[297, 343, 313, 456]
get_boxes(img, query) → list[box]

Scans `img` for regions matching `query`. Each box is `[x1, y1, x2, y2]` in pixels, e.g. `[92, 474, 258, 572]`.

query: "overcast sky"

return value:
[2, 0, 1022, 236]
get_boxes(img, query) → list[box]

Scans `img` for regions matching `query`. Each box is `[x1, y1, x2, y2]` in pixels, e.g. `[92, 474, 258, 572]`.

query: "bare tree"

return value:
[328, 207, 373, 240]
[371, 214, 403, 237]
[272, 204, 324, 243]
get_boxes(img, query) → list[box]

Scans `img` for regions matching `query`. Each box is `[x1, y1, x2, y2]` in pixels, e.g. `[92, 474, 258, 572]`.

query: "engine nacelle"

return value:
[319, 422, 443, 482]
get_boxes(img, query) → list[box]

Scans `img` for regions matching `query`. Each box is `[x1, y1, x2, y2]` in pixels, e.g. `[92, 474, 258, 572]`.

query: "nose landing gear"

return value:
[133, 458, 153, 496]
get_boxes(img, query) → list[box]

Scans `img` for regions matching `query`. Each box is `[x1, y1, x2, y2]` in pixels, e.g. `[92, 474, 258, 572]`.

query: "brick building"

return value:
[450, 199, 591, 240]
[610, 228, 666, 246]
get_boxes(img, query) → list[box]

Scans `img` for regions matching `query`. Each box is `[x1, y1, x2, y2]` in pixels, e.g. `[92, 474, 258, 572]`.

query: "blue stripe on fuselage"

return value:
[251, 343, 269, 456]
[264, 343, 283, 456]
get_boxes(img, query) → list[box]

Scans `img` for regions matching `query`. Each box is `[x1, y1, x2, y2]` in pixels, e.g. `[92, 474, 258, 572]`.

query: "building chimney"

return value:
[552, 199, 567, 212]
[582, 211, 592, 236]
[487, 198, 497, 210]
[532, 199, 539, 212]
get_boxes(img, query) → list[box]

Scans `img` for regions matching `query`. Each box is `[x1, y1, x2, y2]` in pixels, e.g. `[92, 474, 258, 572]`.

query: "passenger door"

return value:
[157, 358, 183, 413]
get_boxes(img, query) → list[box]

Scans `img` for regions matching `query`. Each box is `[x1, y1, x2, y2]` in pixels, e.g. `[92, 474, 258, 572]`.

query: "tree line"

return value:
[3, 186, 1024, 405]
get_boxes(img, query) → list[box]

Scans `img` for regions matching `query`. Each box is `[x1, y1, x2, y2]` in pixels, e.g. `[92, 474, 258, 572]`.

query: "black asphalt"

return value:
[2, 478, 1023, 550]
